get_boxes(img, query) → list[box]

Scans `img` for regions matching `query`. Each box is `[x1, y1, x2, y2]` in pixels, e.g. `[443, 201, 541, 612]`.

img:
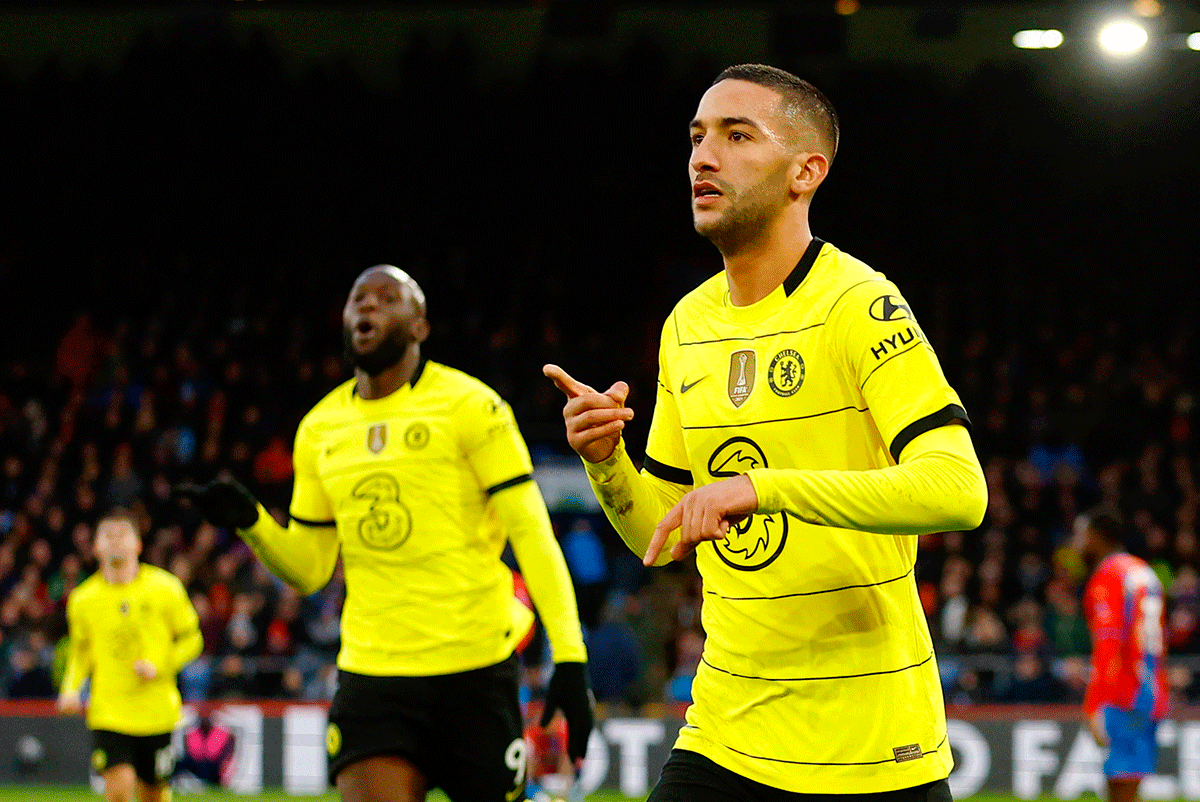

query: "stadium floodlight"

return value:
[1188, 32, 1200, 51]
[1098, 20, 1149, 54]
[1013, 29, 1064, 49]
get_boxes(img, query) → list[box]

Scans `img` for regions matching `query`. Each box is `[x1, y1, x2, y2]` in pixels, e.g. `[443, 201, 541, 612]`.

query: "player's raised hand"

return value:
[543, 364, 634, 464]
[174, 477, 260, 530]
[644, 475, 758, 565]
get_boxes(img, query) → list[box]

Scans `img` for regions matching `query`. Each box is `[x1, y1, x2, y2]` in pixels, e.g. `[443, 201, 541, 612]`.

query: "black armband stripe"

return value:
[290, 513, 337, 528]
[643, 456, 693, 486]
[486, 473, 533, 496]
[889, 403, 971, 462]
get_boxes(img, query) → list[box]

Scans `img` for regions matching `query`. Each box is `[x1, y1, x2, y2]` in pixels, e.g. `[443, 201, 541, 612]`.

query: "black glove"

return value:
[540, 661, 595, 766]
[175, 477, 260, 530]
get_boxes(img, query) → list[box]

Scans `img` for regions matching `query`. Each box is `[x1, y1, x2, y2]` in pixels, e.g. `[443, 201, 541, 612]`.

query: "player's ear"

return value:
[412, 317, 431, 344]
[791, 151, 829, 197]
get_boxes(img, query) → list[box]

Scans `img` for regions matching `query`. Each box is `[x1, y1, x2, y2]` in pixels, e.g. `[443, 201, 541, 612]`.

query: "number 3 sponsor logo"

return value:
[351, 473, 413, 550]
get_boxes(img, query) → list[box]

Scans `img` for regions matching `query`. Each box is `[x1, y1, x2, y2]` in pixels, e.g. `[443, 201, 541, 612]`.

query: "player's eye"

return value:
[690, 133, 704, 147]
[730, 131, 750, 142]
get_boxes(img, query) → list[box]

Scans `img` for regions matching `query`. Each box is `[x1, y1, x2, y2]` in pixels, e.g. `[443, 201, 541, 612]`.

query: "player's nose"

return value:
[689, 136, 719, 175]
[354, 291, 380, 313]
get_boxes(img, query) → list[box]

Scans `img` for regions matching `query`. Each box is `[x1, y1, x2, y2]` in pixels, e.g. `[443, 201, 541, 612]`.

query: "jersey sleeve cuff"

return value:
[744, 469, 779, 515]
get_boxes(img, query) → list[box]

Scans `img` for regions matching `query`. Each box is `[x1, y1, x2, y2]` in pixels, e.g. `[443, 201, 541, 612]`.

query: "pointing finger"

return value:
[646, 503, 683, 566]
[543, 364, 596, 399]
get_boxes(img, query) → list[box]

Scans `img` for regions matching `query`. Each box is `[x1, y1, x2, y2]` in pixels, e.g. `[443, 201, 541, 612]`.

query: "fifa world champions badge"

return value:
[727, 349, 756, 407]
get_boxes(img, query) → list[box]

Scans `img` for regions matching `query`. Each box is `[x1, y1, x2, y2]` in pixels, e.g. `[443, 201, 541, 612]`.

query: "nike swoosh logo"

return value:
[680, 376, 708, 394]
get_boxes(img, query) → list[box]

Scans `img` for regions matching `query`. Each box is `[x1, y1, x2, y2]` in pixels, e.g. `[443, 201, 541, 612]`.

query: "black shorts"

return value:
[649, 749, 955, 802]
[327, 653, 526, 802]
[91, 730, 175, 786]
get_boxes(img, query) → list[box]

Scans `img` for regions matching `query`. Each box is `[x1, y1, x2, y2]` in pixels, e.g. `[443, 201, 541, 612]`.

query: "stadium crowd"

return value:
[2, 10, 1198, 713]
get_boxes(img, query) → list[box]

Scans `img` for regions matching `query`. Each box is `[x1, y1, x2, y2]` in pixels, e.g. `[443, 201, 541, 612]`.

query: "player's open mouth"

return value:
[352, 320, 378, 344]
[693, 182, 723, 206]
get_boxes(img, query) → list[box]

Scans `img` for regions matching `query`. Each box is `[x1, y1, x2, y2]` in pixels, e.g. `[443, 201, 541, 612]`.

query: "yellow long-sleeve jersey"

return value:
[237, 360, 586, 676]
[62, 564, 202, 735]
[585, 238, 987, 793]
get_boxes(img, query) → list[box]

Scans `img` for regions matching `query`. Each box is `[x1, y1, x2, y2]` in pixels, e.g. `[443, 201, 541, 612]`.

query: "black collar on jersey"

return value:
[782, 237, 826, 297]
[351, 357, 427, 397]
[408, 357, 427, 388]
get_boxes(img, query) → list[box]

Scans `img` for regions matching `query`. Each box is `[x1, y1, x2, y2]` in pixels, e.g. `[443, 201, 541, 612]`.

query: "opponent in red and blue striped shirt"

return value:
[1081, 509, 1169, 802]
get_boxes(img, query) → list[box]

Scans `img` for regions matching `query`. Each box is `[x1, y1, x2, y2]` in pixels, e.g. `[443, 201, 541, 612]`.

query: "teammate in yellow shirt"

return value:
[180, 265, 592, 802]
[58, 509, 203, 802]
[546, 64, 987, 801]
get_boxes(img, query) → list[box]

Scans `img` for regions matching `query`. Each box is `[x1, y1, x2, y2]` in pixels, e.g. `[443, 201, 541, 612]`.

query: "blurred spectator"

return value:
[993, 653, 1069, 704]
[7, 640, 55, 698]
[559, 517, 608, 630]
[103, 443, 143, 510]
[945, 668, 985, 706]
[1052, 655, 1089, 704]
[666, 629, 704, 704]
[1043, 582, 1090, 657]
[1167, 565, 1200, 654]
[936, 556, 972, 650]
[585, 598, 643, 711]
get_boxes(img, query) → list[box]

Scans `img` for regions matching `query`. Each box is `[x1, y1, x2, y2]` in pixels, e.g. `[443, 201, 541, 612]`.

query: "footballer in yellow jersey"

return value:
[548, 65, 985, 801]
[180, 265, 592, 802]
[58, 510, 202, 802]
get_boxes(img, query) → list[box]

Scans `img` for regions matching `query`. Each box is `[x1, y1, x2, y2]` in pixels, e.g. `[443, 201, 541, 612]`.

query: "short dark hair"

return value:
[1086, 507, 1124, 546]
[96, 507, 141, 539]
[713, 64, 839, 160]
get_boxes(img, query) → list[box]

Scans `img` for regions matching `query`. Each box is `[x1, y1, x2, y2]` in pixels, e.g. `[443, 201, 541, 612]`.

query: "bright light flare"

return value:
[1013, 29, 1064, 49]
[1098, 21, 1149, 54]
[1188, 32, 1200, 51]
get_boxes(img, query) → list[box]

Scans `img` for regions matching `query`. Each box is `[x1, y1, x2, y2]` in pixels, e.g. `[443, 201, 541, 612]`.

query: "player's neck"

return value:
[356, 346, 422, 400]
[1087, 546, 1123, 572]
[722, 214, 812, 307]
[101, 559, 139, 585]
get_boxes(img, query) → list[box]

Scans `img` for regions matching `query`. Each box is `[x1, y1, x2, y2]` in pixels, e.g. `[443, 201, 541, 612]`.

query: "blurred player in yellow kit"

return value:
[58, 510, 203, 802]
[180, 265, 593, 802]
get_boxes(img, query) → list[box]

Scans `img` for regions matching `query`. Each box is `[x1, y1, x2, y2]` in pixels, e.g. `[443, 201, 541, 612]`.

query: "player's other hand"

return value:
[543, 364, 634, 464]
[175, 477, 260, 530]
[1087, 710, 1109, 748]
[56, 692, 83, 716]
[540, 661, 595, 770]
[644, 475, 758, 566]
[133, 659, 159, 681]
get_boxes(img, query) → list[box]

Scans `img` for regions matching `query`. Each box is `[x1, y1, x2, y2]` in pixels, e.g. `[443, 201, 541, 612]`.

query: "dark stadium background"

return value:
[2, 0, 1200, 722]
